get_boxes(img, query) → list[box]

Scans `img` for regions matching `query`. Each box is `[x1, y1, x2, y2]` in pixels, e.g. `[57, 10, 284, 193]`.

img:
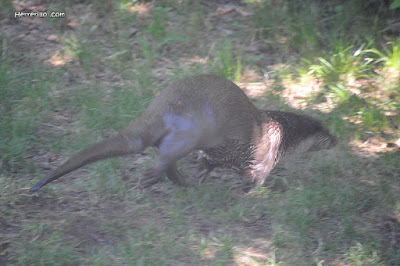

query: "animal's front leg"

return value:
[241, 163, 274, 193]
[191, 157, 215, 184]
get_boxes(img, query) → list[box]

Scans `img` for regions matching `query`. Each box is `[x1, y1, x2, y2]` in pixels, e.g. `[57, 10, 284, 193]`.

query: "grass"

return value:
[292, 38, 399, 136]
[371, 40, 400, 69]
[16, 231, 79, 265]
[1, 0, 399, 265]
[0, 56, 47, 172]
[212, 39, 243, 82]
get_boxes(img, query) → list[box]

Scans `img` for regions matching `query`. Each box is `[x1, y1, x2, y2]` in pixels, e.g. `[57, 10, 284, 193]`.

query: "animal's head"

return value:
[307, 127, 337, 152]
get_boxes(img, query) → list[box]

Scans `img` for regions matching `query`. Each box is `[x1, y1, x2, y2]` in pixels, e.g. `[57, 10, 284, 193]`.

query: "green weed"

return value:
[212, 39, 242, 82]
[391, 0, 400, 9]
[146, 6, 171, 39]
[326, 84, 351, 104]
[272, 224, 294, 248]
[368, 39, 400, 70]
[182, 0, 205, 36]
[61, 35, 100, 75]
[356, 105, 387, 130]
[367, 40, 400, 101]
[345, 242, 382, 266]
[116, 3, 138, 26]
[136, 36, 155, 88]
[303, 44, 376, 85]
[60, 35, 83, 59]
[219, 235, 235, 260]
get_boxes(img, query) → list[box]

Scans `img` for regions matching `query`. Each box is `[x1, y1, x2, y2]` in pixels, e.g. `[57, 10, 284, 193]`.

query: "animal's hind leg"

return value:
[166, 162, 186, 186]
[139, 163, 186, 188]
[139, 129, 198, 188]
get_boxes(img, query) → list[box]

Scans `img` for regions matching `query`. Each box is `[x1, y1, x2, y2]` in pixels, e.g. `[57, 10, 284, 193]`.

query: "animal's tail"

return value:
[31, 131, 147, 192]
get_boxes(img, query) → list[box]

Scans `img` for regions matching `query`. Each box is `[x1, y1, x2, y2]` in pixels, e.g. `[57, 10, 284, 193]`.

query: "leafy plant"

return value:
[345, 242, 381, 265]
[328, 84, 351, 104]
[367, 40, 400, 70]
[213, 39, 242, 82]
[390, 0, 400, 9]
[356, 105, 387, 130]
[305, 44, 377, 84]
[60, 35, 99, 73]
[146, 6, 171, 39]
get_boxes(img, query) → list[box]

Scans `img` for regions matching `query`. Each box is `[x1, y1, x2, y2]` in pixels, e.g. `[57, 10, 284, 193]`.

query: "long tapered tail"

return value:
[31, 133, 145, 191]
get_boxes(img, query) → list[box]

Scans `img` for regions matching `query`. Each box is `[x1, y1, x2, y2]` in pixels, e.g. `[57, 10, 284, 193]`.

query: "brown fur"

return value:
[31, 75, 336, 192]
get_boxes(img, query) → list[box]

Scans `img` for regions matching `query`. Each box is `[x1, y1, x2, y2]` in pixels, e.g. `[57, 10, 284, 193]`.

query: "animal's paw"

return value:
[191, 168, 209, 185]
[191, 158, 214, 185]
[138, 169, 164, 188]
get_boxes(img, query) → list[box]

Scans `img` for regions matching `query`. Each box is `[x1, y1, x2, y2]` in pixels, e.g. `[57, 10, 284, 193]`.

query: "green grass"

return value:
[145, 6, 171, 39]
[0, 0, 13, 11]
[1, 1, 399, 265]
[212, 39, 243, 82]
[370, 39, 400, 69]
[0, 56, 48, 171]
[345, 242, 382, 266]
[75, 83, 150, 131]
[252, 0, 389, 57]
[269, 149, 400, 263]
[16, 231, 79, 265]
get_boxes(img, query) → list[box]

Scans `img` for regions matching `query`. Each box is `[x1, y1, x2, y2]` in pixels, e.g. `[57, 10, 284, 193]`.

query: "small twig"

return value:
[313, 238, 323, 255]
[19, 193, 36, 197]
[74, 240, 87, 248]
[30, 232, 42, 243]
